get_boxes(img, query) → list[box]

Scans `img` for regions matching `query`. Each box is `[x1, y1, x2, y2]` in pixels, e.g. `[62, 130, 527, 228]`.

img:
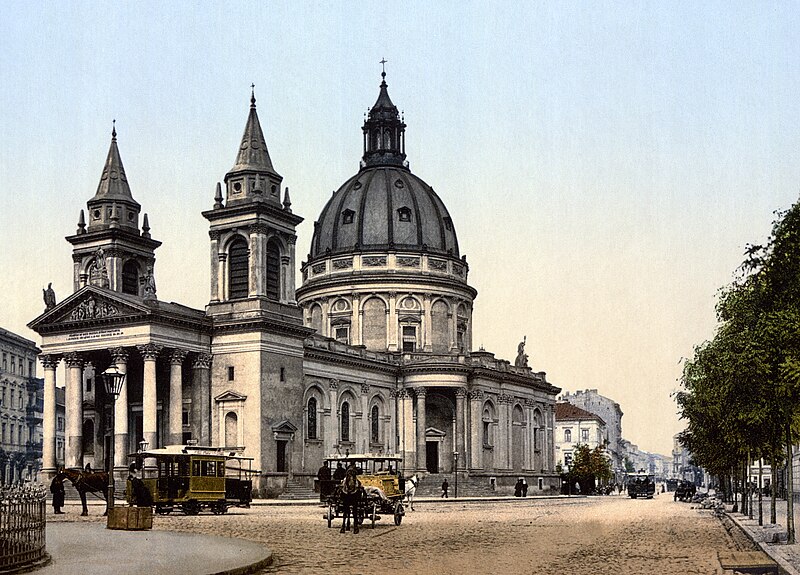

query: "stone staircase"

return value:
[277, 478, 318, 500]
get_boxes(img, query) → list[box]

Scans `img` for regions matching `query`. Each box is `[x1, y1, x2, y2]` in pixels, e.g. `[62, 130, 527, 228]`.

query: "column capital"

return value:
[209, 230, 221, 241]
[454, 387, 467, 399]
[192, 353, 212, 369]
[524, 398, 536, 408]
[328, 378, 339, 391]
[413, 386, 427, 398]
[361, 383, 370, 395]
[249, 223, 270, 235]
[108, 347, 129, 363]
[39, 354, 61, 369]
[170, 349, 188, 365]
[497, 393, 513, 404]
[63, 352, 85, 368]
[137, 343, 163, 361]
[468, 388, 484, 400]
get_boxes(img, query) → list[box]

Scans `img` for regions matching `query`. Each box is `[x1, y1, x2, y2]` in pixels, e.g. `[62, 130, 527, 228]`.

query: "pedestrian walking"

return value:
[441, 479, 449, 498]
[514, 478, 523, 497]
[50, 472, 65, 514]
[522, 478, 528, 497]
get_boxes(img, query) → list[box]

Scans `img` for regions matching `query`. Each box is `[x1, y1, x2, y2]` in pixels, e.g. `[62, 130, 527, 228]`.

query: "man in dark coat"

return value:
[441, 479, 449, 498]
[332, 462, 346, 482]
[50, 473, 65, 514]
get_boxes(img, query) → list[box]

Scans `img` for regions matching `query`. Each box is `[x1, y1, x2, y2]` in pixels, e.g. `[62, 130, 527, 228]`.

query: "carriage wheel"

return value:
[371, 502, 377, 529]
[394, 502, 404, 526]
[327, 503, 334, 528]
[182, 501, 200, 515]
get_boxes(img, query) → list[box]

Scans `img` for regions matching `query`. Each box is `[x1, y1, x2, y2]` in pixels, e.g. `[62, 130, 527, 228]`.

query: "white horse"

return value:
[405, 474, 419, 511]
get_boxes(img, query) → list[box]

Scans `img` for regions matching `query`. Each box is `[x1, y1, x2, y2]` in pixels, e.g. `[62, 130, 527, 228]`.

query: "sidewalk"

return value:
[41, 520, 272, 575]
[724, 498, 800, 575]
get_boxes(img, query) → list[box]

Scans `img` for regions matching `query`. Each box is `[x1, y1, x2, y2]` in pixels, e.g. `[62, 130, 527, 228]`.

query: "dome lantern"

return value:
[361, 65, 407, 169]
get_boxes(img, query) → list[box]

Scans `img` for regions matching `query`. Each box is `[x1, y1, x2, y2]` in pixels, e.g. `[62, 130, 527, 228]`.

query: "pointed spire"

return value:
[214, 182, 224, 209]
[283, 187, 292, 212]
[92, 121, 137, 203]
[229, 86, 276, 174]
[142, 213, 151, 238]
[77, 210, 86, 234]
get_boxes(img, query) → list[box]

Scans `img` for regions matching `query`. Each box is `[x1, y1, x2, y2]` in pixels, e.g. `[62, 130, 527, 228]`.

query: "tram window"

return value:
[192, 460, 200, 477]
[206, 461, 217, 476]
[179, 459, 189, 476]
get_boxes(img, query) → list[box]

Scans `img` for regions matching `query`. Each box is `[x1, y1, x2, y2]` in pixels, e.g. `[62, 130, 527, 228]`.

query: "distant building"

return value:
[554, 403, 607, 470]
[672, 434, 705, 486]
[559, 389, 623, 472]
[0, 326, 44, 483]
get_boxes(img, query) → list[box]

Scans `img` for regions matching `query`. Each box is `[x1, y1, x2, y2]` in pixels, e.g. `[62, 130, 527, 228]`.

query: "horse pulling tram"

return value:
[319, 454, 406, 529]
[127, 445, 259, 515]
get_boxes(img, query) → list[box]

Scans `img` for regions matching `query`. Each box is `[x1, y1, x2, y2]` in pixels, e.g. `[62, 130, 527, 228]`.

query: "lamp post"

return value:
[101, 365, 126, 516]
[453, 451, 459, 499]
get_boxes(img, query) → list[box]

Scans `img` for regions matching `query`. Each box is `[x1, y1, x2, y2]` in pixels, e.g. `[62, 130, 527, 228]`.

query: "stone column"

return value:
[497, 394, 509, 470]
[326, 379, 339, 450]
[192, 353, 212, 445]
[40, 355, 60, 476]
[351, 294, 361, 346]
[388, 390, 398, 455]
[286, 236, 297, 305]
[546, 404, 555, 471]
[109, 347, 129, 472]
[217, 253, 228, 301]
[399, 390, 415, 472]
[138, 344, 162, 452]
[320, 298, 330, 338]
[169, 350, 187, 445]
[249, 224, 265, 297]
[455, 387, 467, 471]
[281, 255, 291, 303]
[209, 231, 220, 302]
[387, 292, 398, 351]
[469, 389, 483, 470]
[360, 384, 370, 453]
[63, 352, 85, 470]
[415, 387, 427, 472]
[422, 294, 432, 352]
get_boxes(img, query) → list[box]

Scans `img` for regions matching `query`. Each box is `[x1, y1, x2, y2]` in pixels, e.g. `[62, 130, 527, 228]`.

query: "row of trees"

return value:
[676, 199, 800, 542]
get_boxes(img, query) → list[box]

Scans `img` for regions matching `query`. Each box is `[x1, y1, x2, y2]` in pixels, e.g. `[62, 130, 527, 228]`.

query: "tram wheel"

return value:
[182, 501, 200, 515]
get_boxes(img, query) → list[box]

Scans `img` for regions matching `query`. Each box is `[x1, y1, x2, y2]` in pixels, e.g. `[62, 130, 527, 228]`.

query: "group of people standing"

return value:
[514, 477, 528, 497]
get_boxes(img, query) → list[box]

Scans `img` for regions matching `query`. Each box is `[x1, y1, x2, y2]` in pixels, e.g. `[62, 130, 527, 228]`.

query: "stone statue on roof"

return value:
[514, 336, 529, 368]
[43, 283, 56, 310]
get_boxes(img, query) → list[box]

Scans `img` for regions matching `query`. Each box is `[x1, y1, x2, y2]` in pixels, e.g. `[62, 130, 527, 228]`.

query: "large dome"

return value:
[310, 165, 460, 259]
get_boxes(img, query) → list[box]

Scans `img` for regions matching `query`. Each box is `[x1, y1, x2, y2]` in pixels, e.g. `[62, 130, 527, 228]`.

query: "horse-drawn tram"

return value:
[319, 454, 406, 530]
[127, 445, 259, 515]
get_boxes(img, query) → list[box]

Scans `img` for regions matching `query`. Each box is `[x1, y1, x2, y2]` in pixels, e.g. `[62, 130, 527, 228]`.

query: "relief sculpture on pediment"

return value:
[68, 296, 120, 321]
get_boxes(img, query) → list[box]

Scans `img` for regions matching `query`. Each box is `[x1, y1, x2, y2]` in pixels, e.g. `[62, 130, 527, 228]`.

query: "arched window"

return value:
[341, 401, 350, 442]
[371, 405, 379, 444]
[310, 304, 323, 333]
[483, 405, 494, 447]
[362, 298, 387, 350]
[307, 397, 317, 440]
[564, 429, 572, 443]
[121, 260, 139, 295]
[225, 412, 238, 447]
[266, 239, 281, 300]
[228, 238, 249, 299]
[431, 300, 449, 353]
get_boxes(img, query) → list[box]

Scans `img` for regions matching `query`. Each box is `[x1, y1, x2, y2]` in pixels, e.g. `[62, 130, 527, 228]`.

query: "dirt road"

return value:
[141, 494, 752, 574]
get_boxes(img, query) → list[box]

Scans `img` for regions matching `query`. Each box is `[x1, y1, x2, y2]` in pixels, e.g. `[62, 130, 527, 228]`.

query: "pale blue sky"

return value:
[2, 2, 799, 455]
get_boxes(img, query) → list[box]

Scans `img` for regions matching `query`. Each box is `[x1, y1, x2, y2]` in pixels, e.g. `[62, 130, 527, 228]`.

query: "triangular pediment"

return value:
[425, 426, 447, 438]
[29, 286, 150, 331]
[214, 390, 247, 402]
[271, 420, 298, 433]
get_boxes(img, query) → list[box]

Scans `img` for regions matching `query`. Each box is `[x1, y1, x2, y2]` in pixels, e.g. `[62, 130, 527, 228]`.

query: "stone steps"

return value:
[277, 479, 318, 500]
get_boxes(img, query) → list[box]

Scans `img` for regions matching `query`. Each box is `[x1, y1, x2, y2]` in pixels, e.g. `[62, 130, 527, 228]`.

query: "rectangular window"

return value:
[182, 410, 190, 426]
[18, 390, 23, 408]
[11, 359, 15, 374]
[335, 326, 350, 344]
[228, 366, 235, 381]
[2, 353, 6, 372]
[581, 429, 589, 443]
[1, 388, 5, 406]
[86, 377, 93, 393]
[28, 361, 34, 377]
[402, 326, 417, 352]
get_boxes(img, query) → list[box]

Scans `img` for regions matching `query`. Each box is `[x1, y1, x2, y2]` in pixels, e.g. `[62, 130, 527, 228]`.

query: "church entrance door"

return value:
[276, 440, 287, 472]
[426, 441, 438, 473]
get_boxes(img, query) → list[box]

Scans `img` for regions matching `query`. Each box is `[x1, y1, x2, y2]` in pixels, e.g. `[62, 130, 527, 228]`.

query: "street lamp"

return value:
[453, 452, 459, 499]
[101, 365, 126, 516]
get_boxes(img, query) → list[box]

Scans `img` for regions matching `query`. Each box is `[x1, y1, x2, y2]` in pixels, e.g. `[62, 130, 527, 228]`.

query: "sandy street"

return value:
[109, 494, 753, 574]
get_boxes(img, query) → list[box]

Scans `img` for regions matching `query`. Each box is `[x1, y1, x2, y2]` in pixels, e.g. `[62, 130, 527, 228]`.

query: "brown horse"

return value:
[339, 468, 364, 534]
[57, 468, 109, 516]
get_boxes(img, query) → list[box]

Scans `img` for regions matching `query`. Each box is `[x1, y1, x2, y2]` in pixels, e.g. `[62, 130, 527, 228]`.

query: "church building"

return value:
[28, 71, 561, 496]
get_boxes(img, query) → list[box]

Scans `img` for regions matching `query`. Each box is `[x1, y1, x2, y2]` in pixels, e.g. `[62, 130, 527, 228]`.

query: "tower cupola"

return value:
[361, 66, 407, 169]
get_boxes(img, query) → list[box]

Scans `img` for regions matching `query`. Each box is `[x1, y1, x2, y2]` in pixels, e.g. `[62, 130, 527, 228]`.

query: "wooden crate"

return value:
[717, 551, 778, 575]
[107, 506, 153, 531]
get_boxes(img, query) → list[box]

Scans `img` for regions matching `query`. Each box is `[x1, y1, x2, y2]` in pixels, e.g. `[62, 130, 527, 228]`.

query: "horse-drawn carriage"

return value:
[626, 472, 656, 499]
[319, 454, 406, 529]
[127, 445, 259, 515]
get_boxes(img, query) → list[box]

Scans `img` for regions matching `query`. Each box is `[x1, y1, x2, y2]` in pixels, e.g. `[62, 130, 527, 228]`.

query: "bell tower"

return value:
[66, 123, 161, 298]
[203, 89, 304, 317]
